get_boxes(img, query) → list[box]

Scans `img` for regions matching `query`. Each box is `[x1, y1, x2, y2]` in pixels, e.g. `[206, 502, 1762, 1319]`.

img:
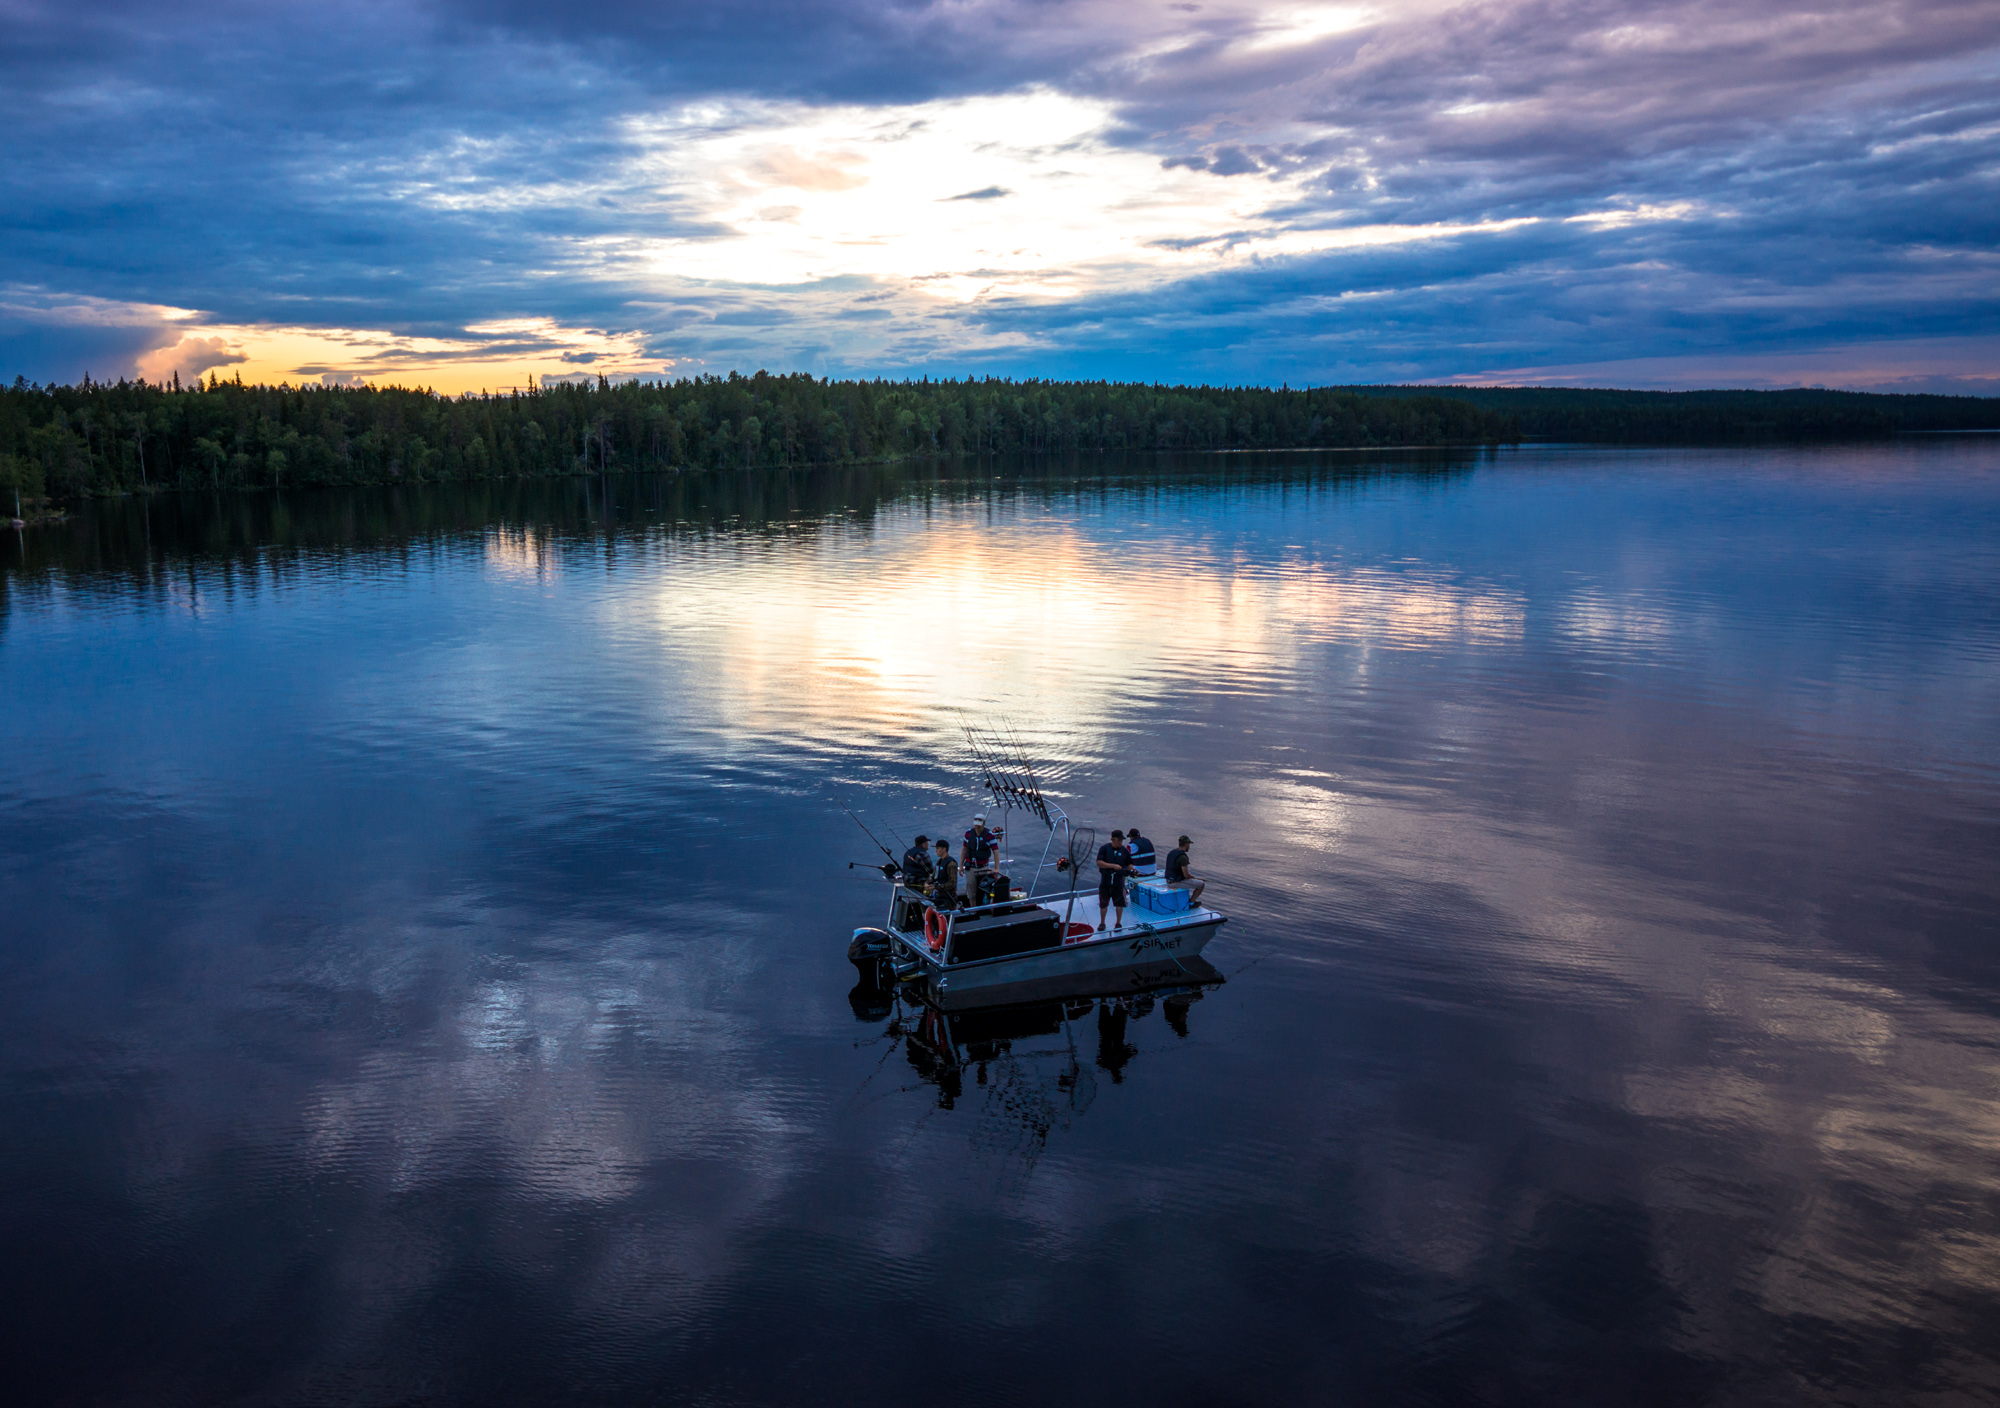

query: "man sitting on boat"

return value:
[931, 838, 959, 909]
[1125, 825, 1157, 878]
[960, 814, 1002, 899]
[1097, 829, 1135, 931]
[901, 834, 934, 887]
[1165, 835, 1205, 908]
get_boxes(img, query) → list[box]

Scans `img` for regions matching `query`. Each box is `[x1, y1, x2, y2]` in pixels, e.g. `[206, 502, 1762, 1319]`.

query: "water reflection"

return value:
[3, 444, 1998, 1404]
[851, 962, 1224, 1182]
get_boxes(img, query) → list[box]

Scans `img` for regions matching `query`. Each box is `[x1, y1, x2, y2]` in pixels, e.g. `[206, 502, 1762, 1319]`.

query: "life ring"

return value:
[924, 907, 948, 953]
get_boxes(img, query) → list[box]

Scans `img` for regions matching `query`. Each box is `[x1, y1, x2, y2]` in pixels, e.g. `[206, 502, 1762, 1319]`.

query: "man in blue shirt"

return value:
[1125, 826, 1157, 878]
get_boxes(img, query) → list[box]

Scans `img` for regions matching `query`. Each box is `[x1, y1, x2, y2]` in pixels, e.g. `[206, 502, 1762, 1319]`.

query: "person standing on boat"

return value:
[931, 838, 959, 910]
[901, 835, 934, 887]
[1125, 825, 1157, 878]
[1165, 834, 1205, 908]
[961, 813, 1002, 900]
[1096, 829, 1135, 931]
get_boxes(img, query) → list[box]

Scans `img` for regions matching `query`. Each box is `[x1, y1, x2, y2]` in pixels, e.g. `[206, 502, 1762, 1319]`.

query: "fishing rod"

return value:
[833, 792, 899, 870]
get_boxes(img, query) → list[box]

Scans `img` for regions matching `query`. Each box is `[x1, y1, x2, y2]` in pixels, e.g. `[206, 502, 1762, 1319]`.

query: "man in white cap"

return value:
[960, 813, 1003, 901]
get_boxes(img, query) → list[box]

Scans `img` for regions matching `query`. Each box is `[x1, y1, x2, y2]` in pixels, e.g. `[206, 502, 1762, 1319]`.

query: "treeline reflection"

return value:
[3, 450, 1489, 592]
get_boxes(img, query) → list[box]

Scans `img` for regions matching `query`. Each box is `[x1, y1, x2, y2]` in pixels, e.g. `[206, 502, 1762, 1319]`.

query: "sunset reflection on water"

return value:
[614, 506, 1526, 759]
[2, 446, 1997, 1404]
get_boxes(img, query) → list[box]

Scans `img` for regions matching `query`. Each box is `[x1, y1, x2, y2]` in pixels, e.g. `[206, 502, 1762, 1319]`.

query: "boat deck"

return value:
[1028, 893, 1219, 937]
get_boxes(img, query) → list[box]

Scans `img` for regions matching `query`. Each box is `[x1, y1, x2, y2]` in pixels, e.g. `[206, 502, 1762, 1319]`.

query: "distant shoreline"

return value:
[4, 376, 1996, 509]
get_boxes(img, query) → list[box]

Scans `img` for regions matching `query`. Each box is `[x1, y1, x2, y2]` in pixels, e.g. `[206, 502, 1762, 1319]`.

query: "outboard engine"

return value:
[848, 927, 895, 987]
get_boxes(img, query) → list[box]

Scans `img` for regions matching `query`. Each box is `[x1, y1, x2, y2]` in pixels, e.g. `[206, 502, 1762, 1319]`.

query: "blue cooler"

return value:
[1129, 879, 1191, 915]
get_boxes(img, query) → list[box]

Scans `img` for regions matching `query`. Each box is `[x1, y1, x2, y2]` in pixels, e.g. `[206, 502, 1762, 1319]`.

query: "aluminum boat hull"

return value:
[889, 906, 1225, 1001]
[915, 953, 1226, 1011]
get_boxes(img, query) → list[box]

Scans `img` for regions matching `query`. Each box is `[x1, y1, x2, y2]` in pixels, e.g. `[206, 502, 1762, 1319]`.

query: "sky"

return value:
[2, 0, 1996, 393]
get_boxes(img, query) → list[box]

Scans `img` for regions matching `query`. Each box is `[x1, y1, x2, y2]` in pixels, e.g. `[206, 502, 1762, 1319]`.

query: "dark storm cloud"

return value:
[1, 0, 1995, 386]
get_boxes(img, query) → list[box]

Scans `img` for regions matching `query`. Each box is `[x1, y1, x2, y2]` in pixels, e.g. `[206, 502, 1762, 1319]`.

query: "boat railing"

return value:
[890, 884, 1047, 922]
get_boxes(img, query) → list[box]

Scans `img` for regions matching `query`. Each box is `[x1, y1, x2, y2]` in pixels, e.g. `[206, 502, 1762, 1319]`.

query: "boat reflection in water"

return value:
[848, 956, 1225, 1122]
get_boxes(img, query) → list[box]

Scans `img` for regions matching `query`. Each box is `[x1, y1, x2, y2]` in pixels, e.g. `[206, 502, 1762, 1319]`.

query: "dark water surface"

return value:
[4, 445, 1998, 1406]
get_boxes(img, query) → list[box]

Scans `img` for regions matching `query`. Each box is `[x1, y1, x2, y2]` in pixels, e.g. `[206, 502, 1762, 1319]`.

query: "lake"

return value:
[3, 443, 1997, 1405]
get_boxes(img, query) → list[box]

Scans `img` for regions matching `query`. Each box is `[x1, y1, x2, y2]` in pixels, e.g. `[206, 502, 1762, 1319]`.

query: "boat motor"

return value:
[848, 927, 895, 986]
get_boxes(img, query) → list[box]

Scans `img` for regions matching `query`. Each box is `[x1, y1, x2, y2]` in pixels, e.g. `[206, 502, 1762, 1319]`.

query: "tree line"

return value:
[0, 372, 1511, 505]
[5, 372, 1992, 507]
[1346, 385, 2000, 443]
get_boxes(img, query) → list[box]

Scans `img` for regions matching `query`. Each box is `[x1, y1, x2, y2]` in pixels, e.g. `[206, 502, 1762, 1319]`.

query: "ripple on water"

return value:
[1, 444, 1998, 1403]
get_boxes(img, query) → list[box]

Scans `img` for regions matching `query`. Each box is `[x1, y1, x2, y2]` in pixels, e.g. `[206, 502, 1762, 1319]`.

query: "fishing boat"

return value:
[847, 731, 1225, 1004]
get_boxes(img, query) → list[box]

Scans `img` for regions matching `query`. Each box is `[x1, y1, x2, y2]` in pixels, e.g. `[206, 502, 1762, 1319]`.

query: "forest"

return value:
[2, 372, 1993, 506]
[0, 373, 1509, 505]
[1349, 384, 2000, 442]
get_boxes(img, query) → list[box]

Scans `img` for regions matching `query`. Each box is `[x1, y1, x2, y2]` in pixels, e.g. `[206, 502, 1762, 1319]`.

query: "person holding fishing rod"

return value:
[900, 835, 934, 888]
[931, 839, 959, 910]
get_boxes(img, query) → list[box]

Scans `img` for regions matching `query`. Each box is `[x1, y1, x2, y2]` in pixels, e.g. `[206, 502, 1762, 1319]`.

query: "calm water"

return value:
[4, 445, 1998, 1406]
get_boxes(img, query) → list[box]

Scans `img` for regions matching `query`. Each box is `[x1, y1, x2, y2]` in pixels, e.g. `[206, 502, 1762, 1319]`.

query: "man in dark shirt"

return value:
[1164, 834, 1205, 908]
[931, 838, 959, 910]
[961, 814, 1002, 899]
[900, 835, 933, 887]
[1096, 829, 1134, 932]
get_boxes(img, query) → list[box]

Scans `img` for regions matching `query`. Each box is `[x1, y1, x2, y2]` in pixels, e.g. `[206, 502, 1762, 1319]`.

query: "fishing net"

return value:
[1057, 825, 1097, 891]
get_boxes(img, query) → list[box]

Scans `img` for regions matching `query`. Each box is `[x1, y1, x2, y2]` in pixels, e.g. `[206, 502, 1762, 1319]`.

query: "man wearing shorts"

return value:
[1165, 834, 1205, 908]
[1096, 829, 1134, 932]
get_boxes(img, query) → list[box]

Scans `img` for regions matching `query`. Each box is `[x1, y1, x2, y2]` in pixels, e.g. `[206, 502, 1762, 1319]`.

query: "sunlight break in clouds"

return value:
[158, 320, 660, 395]
[1238, 4, 1380, 51]
[3, 0, 1997, 386]
[614, 89, 1539, 302]
[22, 291, 664, 394]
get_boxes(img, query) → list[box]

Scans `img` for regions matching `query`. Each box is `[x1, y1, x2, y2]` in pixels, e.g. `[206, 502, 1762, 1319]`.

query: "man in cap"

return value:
[931, 839, 959, 910]
[1096, 829, 1135, 931]
[900, 834, 934, 888]
[1125, 825, 1157, 878]
[1164, 834, 1205, 908]
[961, 813, 1003, 901]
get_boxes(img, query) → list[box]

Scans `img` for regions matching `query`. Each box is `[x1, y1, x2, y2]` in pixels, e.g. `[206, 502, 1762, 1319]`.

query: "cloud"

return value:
[0, 0, 1994, 387]
[752, 147, 870, 192]
[1432, 338, 2000, 394]
[136, 335, 245, 382]
[1204, 145, 1261, 176]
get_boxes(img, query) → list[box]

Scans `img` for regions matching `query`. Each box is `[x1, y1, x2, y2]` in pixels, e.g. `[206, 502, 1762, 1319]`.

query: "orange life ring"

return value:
[924, 907, 948, 953]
